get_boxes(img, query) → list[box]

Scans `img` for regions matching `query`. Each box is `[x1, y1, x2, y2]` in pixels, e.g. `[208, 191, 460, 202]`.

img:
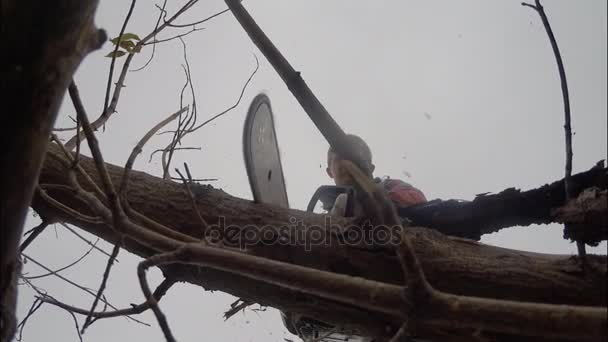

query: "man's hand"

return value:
[330, 193, 348, 217]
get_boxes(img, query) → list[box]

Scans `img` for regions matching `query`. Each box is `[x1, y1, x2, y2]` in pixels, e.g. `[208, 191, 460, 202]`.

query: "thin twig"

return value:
[162, 38, 197, 180]
[177, 54, 259, 134]
[74, 107, 82, 166]
[522, 0, 583, 256]
[170, 177, 218, 182]
[66, 308, 84, 342]
[81, 242, 122, 332]
[19, 282, 87, 342]
[41, 278, 175, 321]
[120, 106, 188, 198]
[223, 299, 253, 320]
[36, 186, 104, 224]
[22, 255, 148, 325]
[138, 251, 181, 342]
[166, 7, 231, 28]
[16, 298, 44, 341]
[149, 147, 201, 163]
[175, 168, 209, 234]
[19, 221, 49, 252]
[183, 163, 193, 182]
[131, 0, 167, 72]
[20, 254, 126, 313]
[143, 27, 204, 46]
[59, 223, 118, 261]
[104, 0, 138, 112]
[23, 239, 100, 280]
[52, 126, 79, 132]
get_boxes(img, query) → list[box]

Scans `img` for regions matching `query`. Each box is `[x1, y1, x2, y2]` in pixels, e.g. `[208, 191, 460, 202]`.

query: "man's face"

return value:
[326, 151, 375, 186]
[326, 153, 351, 186]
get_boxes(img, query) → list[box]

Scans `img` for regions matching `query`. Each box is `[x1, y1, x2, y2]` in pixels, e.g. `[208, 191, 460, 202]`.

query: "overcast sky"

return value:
[18, 1, 607, 341]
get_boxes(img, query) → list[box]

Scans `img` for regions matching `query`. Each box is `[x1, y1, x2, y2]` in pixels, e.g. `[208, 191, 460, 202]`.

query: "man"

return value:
[326, 134, 427, 217]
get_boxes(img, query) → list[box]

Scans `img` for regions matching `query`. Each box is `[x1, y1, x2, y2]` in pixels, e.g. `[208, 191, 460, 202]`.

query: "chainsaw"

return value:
[243, 93, 374, 342]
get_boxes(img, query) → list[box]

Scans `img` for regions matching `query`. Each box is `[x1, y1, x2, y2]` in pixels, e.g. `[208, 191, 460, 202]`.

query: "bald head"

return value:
[326, 134, 375, 185]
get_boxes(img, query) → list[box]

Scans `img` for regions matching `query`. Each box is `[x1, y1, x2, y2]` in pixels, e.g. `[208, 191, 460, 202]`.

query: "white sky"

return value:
[18, 1, 607, 341]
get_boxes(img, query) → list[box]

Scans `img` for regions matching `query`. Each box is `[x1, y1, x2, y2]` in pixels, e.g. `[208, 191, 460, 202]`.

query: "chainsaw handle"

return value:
[307, 185, 355, 216]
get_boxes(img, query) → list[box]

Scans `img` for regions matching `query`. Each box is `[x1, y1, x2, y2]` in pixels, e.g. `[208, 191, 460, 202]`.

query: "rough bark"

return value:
[31, 144, 607, 340]
[0, 2, 104, 340]
[554, 188, 607, 243]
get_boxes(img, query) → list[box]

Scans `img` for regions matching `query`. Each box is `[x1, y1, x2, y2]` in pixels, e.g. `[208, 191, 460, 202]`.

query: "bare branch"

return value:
[70, 82, 121, 211]
[19, 221, 50, 252]
[59, 223, 118, 261]
[22, 239, 100, 280]
[120, 107, 188, 198]
[15, 298, 43, 342]
[81, 243, 121, 332]
[138, 252, 180, 342]
[131, 0, 167, 72]
[224, 0, 368, 173]
[41, 278, 175, 321]
[149, 147, 201, 163]
[103, 0, 138, 112]
[166, 7, 231, 28]
[521, 2, 538, 10]
[52, 125, 79, 132]
[162, 39, 197, 180]
[69, 81, 134, 331]
[523, 0, 582, 257]
[170, 177, 218, 182]
[143, 26, 205, 46]
[20, 254, 121, 312]
[36, 186, 104, 224]
[223, 298, 253, 320]
[181, 54, 259, 134]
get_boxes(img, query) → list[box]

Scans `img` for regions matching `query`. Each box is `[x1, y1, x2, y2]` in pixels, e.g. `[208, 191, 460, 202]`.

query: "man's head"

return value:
[326, 134, 375, 186]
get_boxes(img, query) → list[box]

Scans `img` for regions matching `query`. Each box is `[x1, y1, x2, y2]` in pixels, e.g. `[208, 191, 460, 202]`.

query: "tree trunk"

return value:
[0, 2, 104, 340]
[31, 144, 607, 339]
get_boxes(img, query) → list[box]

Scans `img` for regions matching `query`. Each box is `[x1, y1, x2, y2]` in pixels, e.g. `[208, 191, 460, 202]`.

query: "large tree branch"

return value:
[398, 162, 607, 242]
[0, 1, 104, 340]
[32, 144, 607, 340]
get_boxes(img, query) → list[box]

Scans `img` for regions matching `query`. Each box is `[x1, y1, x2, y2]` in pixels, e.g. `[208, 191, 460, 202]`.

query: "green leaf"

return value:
[105, 50, 127, 58]
[120, 33, 141, 41]
[110, 32, 141, 46]
[119, 40, 135, 50]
